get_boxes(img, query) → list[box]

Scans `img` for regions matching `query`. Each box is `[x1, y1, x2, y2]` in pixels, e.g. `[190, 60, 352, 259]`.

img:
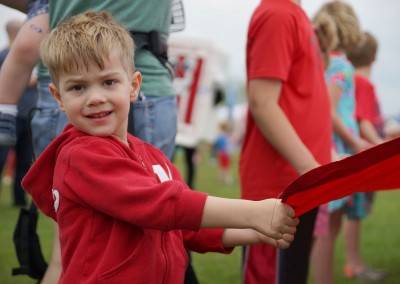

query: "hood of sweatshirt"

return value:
[22, 124, 85, 220]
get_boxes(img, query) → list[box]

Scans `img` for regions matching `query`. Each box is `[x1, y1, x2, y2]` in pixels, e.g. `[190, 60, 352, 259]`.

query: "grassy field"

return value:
[0, 147, 399, 283]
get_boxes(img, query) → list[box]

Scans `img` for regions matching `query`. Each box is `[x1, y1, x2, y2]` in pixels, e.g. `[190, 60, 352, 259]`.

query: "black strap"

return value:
[29, 201, 38, 213]
[131, 31, 168, 60]
[12, 207, 31, 276]
[12, 107, 47, 280]
[12, 108, 39, 276]
[130, 31, 174, 78]
[12, 199, 48, 280]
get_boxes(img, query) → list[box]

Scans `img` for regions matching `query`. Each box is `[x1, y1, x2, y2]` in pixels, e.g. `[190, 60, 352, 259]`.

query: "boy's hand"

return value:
[256, 226, 297, 249]
[254, 199, 298, 240]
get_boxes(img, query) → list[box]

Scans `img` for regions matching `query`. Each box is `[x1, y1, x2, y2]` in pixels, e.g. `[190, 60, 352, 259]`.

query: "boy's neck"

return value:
[355, 65, 372, 79]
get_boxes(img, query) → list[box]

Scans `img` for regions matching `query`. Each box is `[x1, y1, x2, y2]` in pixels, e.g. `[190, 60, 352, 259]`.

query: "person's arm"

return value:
[0, 13, 48, 105]
[221, 225, 297, 250]
[0, 0, 29, 13]
[201, 196, 298, 241]
[247, 78, 320, 175]
[329, 83, 371, 153]
[358, 119, 384, 145]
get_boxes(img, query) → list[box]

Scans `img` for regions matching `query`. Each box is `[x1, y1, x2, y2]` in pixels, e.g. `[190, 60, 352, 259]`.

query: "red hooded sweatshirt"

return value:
[22, 124, 231, 283]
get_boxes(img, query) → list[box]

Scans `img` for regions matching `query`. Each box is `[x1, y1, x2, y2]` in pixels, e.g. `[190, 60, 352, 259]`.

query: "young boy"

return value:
[344, 31, 387, 281]
[348, 32, 384, 145]
[22, 11, 298, 283]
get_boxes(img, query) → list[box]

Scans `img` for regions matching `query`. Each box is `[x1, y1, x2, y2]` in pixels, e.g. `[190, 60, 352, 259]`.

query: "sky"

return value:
[0, 1, 399, 116]
[172, 0, 400, 117]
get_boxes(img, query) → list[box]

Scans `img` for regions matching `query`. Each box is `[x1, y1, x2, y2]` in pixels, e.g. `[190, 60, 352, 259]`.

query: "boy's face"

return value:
[49, 50, 141, 144]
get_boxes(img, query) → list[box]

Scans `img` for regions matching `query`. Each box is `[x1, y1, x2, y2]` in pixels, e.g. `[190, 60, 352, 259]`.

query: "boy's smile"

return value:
[49, 50, 142, 144]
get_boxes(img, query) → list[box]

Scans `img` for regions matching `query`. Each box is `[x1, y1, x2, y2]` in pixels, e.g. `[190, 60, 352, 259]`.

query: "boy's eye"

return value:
[104, 79, 116, 86]
[71, 85, 84, 91]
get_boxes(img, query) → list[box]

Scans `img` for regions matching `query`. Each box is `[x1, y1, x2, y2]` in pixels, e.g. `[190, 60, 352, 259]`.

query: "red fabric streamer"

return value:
[279, 137, 400, 216]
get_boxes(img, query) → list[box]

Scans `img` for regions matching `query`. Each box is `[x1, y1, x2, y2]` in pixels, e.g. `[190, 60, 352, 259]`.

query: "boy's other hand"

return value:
[253, 199, 298, 241]
[256, 227, 297, 249]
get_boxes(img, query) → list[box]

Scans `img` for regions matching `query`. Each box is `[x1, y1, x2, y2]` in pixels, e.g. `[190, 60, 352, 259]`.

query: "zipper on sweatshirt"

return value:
[161, 232, 168, 283]
[129, 142, 148, 171]
[136, 153, 147, 170]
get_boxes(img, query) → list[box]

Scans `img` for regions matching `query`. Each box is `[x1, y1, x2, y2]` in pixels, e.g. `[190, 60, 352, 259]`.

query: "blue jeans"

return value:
[31, 79, 177, 160]
[131, 93, 177, 160]
[31, 78, 69, 158]
[0, 117, 34, 206]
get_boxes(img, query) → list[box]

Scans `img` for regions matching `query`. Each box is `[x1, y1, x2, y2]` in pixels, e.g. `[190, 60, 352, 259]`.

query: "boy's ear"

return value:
[49, 83, 65, 112]
[130, 71, 142, 102]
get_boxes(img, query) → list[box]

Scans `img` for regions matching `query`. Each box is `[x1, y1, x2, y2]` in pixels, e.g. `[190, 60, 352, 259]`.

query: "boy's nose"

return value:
[87, 88, 107, 105]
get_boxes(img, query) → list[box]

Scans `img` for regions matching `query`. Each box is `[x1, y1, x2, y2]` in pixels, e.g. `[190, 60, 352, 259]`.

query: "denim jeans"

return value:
[131, 93, 177, 160]
[31, 78, 177, 160]
[31, 78, 69, 159]
[0, 116, 34, 206]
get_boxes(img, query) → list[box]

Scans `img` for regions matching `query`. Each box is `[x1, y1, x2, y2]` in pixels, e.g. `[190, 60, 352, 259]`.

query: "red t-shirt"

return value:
[354, 74, 384, 134]
[240, 0, 331, 200]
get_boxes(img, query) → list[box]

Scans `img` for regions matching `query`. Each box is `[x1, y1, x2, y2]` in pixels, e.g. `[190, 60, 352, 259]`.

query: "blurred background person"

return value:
[0, 0, 48, 147]
[239, 0, 332, 283]
[345, 30, 387, 281]
[310, 2, 384, 283]
[0, 19, 37, 207]
[214, 120, 234, 185]
[309, 9, 338, 283]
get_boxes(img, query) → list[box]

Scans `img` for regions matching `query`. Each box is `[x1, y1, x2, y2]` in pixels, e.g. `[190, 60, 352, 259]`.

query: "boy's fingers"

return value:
[283, 233, 295, 242]
[282, 216, 299, 227]
[279, 216, 299, 229]
[285, 226, 297, 235]
[274, 232, 284, 240]
[291, 217, 300, 226]
[287, 207, 295, 218]
[279, 202, 295, 218]
[277, 202, 295, 217]
[277, 224, 297, 236]
[276, 239, 291, 249]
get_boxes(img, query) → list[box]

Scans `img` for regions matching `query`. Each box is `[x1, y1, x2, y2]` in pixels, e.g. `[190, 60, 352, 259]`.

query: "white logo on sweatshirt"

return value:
[52, 189, 60, 212]
[152, 164, 172, 182]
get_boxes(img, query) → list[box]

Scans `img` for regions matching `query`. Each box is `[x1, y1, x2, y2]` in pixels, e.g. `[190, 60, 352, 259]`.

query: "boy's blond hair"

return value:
[317, 0, 361, 53]
[347, 32, 378, 68]
[40, 11, 135, 86]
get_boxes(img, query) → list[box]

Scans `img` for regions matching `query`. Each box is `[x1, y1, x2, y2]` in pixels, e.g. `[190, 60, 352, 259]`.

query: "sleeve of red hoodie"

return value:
[56, 137, 208, 232]
[160, 152, 233, 254]
[182, 229, 233, 254]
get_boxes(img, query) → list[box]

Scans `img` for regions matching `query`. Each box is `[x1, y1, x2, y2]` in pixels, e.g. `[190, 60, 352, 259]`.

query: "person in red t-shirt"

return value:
[343, 31, 388, 281]
[239, 0, 331, 283]
[349, 32, 384, 145]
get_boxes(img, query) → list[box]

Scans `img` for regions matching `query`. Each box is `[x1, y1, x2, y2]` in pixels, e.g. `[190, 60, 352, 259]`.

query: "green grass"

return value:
[0, 184, 54, 284]
[1, 148, 399, 283]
